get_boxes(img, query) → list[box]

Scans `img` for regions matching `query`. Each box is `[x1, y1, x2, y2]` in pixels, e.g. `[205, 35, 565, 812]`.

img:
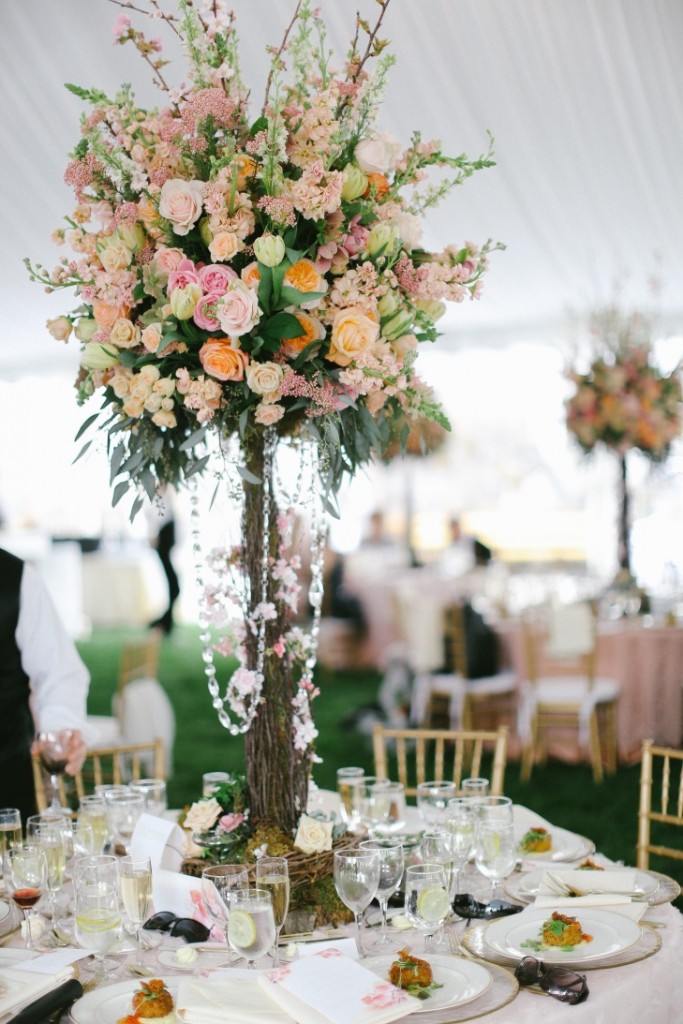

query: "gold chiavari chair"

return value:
[637, 738, 683, 872]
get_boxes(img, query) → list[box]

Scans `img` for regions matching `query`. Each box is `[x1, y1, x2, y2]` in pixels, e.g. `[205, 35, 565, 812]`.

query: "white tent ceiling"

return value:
[2, 0, 683, 382]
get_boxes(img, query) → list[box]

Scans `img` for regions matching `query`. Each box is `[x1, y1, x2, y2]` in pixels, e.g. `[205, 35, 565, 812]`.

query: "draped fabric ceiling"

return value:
[2, 0, 683, 381]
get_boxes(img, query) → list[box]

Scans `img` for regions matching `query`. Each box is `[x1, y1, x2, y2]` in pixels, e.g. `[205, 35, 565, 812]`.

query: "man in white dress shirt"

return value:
[0, 547, 90, 823]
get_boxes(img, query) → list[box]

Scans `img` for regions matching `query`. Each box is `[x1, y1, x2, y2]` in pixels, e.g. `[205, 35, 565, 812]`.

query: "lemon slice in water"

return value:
[228, 908, 256, 947]
[416, 886, 450, 923]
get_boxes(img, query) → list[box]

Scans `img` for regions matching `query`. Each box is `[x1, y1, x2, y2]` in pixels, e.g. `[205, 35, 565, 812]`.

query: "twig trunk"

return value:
[617, 453, 631, 575]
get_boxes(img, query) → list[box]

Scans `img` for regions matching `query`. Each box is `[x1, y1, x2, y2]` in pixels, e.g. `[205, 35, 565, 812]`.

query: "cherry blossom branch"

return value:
[262, 0, 306, 113]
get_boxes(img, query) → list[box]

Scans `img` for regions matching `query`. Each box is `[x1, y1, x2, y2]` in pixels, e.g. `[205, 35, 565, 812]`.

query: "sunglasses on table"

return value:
[452, 894, 524, 920]
[144, 911, 210, 943]
[514, 955, 589, 1005]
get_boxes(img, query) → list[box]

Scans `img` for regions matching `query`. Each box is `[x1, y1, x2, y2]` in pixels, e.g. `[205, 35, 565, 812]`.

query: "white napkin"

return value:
[0, 963, 74, 1018]
[538, 868, 637, 895]
[533, 896, 647, 922]
[176, 976, 290, 1024]
[258, 950, 419, 1024]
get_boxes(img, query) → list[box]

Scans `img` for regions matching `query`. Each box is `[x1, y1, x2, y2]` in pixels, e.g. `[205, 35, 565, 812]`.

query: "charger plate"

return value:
[397, 961, 518, 1024]
[461, 918, 661, 971]
[506, 867, 680, 907]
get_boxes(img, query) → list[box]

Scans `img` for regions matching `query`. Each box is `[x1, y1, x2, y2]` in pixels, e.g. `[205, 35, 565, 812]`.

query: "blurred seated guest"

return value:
[322, 551, 367, 636]
[362, 510, 394, 547]
[147, 487, 180, 635]
[439, 518, 492, 576]
[0, 548, 90, 824]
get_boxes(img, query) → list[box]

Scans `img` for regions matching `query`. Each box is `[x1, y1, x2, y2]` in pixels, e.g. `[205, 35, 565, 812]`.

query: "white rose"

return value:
[159, 178, 205, 236]
[109, 318, 140, 349]
[390, 211, 423, 251]
[293, 813, 333, 854]
[354, 132, 401, 175]
[246, 361, 284, 397]
[183, 797, 223, 833]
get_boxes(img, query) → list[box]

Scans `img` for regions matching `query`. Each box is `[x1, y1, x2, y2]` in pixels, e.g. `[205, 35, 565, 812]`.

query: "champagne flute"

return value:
[200, 864, 248, 961]
[404, 863, 450, 954]
[5, 845, 48, 950]
[78, 796, 109, 855]
[359, 838, 404, 950]
[74, 882, 122, 971]
[474, 821, 517, 899]
[0, 809, 22, 858]
[227, 888, 275, 969]
[36, 822, 66, 920]
[255, 856, 289, 966]
[119, 855, 153, 965]
[416, 781, 458, 827]
[333, 847, 380, 957]
[35, 730, 74, 814]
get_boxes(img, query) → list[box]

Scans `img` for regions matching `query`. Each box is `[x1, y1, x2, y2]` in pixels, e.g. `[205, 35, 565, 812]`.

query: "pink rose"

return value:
[154, 247, 185, 276]
[255, 402, 285, 425]
[193, 294, 223, 331]
[198, 263, 237, 295]
[216, 281, 262, 337]
[354, 132, 401, 175]
[216, 812, 245, 834]
[168, 258, 200, 292]
[159, 178, 204, 236]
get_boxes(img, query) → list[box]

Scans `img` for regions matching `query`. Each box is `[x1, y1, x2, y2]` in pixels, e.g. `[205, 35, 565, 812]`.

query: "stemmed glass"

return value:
[104, 791, 145, 854]
[35, 822, 66, 920]
[74, 881, 122, 972]
[445, 798, 477, 897]
[5, 845, 48, 950]
[119, 855, 153, 965]
[0, 809, 22, 858]
[78, 796, 109, 854]
[255, 856, 289, 967]
[227, 888, 275, 969]
[461, 777, 489, 800]
[35, 730, 74, 814]
[352, 777, 392, 832]
[337, 767, 364, 832]
[474, 821, 517, 899]
[201, 864, 249, 961]
[404, 863, 450, 954]
[359, 838, 404, 949]
[130, 779, 168, 817]
[416, 781, 458, 827]
[333, 847, 380, 957]
[420, 831, 454, 900]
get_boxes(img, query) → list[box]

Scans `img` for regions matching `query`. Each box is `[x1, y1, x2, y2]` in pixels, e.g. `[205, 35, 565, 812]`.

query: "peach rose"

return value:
[109, 317, 140, 349]
[93, 300, 129, 329]
[255, 402, 285, 425]
[199, 338, 249, 381]
[154, 247, 186, 277]
[241, 262, 261, 289]
[246, 360, 284, 397]
[327, 308, 380, 367]
[46, 316, 72, 342]
[141, 322, 163, 353]
[159, 178, 204, 235]
[284, 259, 327, 298]
[216, 281, 261, 337]
[209, 231, 241, 263]
[98, 240, 132, 274]
[280, 311, 326, 360]
[233, 154, 257, 191]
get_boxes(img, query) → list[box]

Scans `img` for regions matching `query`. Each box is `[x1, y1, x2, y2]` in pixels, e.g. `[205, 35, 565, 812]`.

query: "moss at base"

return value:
[291, 874, 354, 928]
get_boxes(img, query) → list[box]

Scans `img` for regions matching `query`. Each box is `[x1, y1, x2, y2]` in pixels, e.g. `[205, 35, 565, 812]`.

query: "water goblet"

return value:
[416, 781, 458, 827]
[130, 779, 167, 817]
[359, 838, 404, 950]
[74, 881, 122, 971]
[119, 855, 153, 965]
[404, 863, 450, 953]
[78, 796, 109, 855]
[35, 822, 66, 920]
[5, 845, 48, 950]
[475, 795, 514, 826]
[34, 730, 74, 814]
[200, 864, 248, 960]
[227, 888, 275, 969]
[336, 767, 364, 831]
[202, 772, 230, 798]
[333, 847, 380, 957]
[255, 857, 289, 966]
[0, 809, 22, 858]
[104, 790, 145, 853]
[72, 854, 120, 892]
[371, 782, 406, 834]
[445, 798, 477, 896]
[461, 777, 489, 800]
[474, 821, 517, 900]
[352, 776, 391, 832]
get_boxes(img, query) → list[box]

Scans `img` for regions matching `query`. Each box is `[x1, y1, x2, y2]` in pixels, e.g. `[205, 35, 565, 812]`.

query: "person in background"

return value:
[441, 518, 492, 576]
[148, 488, 180, 635]
[0, 547, 90, 824]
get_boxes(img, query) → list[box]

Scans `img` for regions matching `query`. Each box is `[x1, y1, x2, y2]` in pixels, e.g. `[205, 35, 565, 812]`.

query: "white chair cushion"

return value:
[114, 677, 176, 776]
[86, 714, 124, 749]
[518, 675, 620, 746]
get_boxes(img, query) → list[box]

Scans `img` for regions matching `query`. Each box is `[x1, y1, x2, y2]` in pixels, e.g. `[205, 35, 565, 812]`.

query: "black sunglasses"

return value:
[144, 911, 210, 943]
[452, 894, 524, 920]
[514, 955, 589, 1005]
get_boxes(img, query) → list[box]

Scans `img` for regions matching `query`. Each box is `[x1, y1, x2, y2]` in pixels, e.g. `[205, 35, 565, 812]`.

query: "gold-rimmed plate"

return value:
[506, 867, 680, 907]
[363, 954, 492, 1013]
[484, 908, 641, 964]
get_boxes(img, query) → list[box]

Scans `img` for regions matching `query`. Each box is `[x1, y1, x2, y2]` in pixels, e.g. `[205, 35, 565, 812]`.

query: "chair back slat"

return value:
[637, 738, 683, 871]
[372, 724, 508, 798]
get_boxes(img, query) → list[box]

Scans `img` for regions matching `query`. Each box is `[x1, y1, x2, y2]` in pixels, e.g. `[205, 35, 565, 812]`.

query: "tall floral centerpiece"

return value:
[565, 306, 682, 576]
[28, 0, 500, 838]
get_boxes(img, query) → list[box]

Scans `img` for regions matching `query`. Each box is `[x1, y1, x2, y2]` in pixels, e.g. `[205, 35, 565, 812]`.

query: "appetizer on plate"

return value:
[522, 912, 593, 953]
[388, 949, 443, 1000]
[117, 980, 176, 1024]
[518, 827, 552, 853]
[577, 859, 605, 871]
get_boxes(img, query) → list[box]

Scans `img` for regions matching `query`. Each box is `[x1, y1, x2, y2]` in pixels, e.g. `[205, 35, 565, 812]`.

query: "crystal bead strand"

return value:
[300, 442, 326, 687]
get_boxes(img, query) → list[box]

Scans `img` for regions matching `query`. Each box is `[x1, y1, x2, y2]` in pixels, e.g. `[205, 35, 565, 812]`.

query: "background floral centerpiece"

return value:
[565, 304, 682, 576]
[28, 0, 500, 841]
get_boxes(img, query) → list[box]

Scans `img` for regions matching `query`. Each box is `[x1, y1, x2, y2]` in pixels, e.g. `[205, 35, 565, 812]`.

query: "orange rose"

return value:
[284, 259, 326, 294]
[241, 262, 261, 289]
[199, 338, 249, 381]
[327, 307, 380, 367]
[364, 172, 390, 197]
[92, 300, 130, 329]
[234, 154, 257, 191]
[281, 312, 326, 360]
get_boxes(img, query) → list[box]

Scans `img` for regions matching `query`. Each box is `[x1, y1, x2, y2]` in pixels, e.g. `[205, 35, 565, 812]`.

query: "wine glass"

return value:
[255, 856, 289, 967]
[72, 854, 120, 895]
[474, 821, 517, 899]
[359, 838, 404, 950]
[404, 863, 450, 953]
[35, 730, 74, 814]
[226, 888, 275, 969]
[475, 795, 514, 827]
[0, 809, 22, 858]
[337, 767, 364, 832]
[445, 799, 477, 897]
[74, 882, 122, 971]
[104, 790, 145, 853]
[120, 855, 153, 965]
[201, 864, 248, 962]
[416, 781, 458, 827]
[333, 847, 380, 957]
[5, 845, 48, 950]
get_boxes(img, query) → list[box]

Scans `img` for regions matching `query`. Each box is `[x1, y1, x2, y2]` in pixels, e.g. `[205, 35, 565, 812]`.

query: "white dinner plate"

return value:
[71, 978, 182, 1024]
[363, 954, 492, 1012]
[157, 948, 232, 971]
[516, 824, 595, 862]
[517, 867, 659, 900]
[484, 908, 642, 964]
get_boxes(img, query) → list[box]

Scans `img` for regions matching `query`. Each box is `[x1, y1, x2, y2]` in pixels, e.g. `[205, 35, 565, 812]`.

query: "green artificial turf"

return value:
[77, 624, 682, 895]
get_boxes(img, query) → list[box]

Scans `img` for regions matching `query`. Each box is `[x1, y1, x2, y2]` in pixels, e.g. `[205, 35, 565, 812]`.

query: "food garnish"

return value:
[518, 827, 552, 853]
[388, 949, 443, 1000]
[522, 912, 593, 953]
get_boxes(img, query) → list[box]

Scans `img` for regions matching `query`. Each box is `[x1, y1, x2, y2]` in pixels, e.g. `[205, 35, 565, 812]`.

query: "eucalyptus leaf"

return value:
[112, 479, 130, 507]
[74, 412, 100, 441]
[237, 465, 262, 484]
[72, 440, 92, 464]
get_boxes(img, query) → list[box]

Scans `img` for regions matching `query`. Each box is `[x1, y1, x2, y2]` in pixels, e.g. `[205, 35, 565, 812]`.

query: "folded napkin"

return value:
[538, 868, 637, 896]
[0, 964, 75, 1021]
[5, 979, 83, 1024]
[258, 950, 419, 1024]
[176, 976, 290, 1024]
[534, 896, 647, 922]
